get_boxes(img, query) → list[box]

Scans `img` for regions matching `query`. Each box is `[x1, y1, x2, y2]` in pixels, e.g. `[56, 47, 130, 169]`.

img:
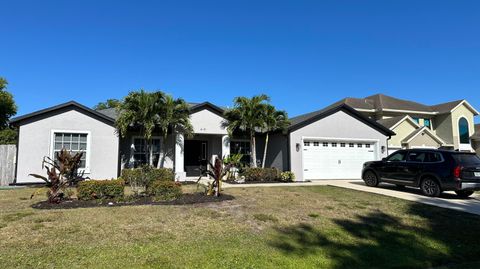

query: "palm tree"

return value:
[261, 105, 289, 168]
[156, 94, 194, 168]
[116, 90, 164, 166]
[223, 94, 270, 168]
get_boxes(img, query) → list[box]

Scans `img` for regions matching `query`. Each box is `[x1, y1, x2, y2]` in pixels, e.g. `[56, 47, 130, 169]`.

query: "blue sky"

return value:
[1, 0, 479, 122]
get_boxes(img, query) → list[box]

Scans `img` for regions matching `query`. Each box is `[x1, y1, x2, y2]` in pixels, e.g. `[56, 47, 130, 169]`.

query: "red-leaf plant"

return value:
[198, 157, 232, 197]
[29, 149, 85, 203]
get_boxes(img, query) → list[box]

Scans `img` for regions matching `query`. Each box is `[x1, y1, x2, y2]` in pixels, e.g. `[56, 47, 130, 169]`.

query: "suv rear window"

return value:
[452, 154, 480, 165]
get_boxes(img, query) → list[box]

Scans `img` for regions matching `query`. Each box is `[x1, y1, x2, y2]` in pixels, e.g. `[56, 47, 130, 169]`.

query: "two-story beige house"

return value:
[335, 94, 479, 154]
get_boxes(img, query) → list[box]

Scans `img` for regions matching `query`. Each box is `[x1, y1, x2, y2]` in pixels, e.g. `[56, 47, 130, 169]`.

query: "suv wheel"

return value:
[455, 190, 474, 198]
[420, 178, 442, 197]
[363, 171, 379, 187]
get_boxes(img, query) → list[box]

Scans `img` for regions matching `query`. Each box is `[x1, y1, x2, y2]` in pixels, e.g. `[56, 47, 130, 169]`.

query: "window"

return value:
[365, 144, 371, 148]
[459, 118, 470, 144]
[425, 152, 443, 163]
[53, 132, 88, 169]
[313, 142, 319, 146]
[357, 143, 363, 148]
[323, 142, 328, 147]
[387, 151, 406, 162]
[340, 143, 346, 147]
[230, 140, 251, 164]
[332, 143, 337, 147]
[304, 142, 310, 147]
[349, 143, 354, 148]
[407, 152, 426, 162]
[424, 119, 431, 128]
[413, 117, 420, 124]
[132, 138, 161, 167]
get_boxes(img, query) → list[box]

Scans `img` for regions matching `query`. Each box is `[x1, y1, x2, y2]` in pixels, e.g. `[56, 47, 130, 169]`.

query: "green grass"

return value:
[1, 185, 480, 268]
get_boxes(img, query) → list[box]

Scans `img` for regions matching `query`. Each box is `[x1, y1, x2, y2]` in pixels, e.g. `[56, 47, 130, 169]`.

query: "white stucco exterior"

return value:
[190, 109, 228, 135]
[289, 110, 390, 181]
[15, 108, 119, 183]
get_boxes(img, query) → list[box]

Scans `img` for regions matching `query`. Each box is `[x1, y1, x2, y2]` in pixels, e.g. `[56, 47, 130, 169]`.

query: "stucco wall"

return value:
[190, 108, 228, 135]
[389, 120, 417, 148]
[254, 133, 289, 171]
[432, 113, 453, 145]
[289, 110, 389, 181]
[407, 132, 442, 148]
[16, 108, 119, 183]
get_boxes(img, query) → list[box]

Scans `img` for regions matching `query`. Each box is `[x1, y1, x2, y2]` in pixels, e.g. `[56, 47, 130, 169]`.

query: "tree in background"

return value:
[261, 105, 289, 168]
[0, 77, 18, 144]
[93, 98, 122, 110]
[223, 94, 270, 168]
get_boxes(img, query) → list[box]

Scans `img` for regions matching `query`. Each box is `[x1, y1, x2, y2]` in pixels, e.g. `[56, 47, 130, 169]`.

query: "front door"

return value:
[184, 140, 208, 177]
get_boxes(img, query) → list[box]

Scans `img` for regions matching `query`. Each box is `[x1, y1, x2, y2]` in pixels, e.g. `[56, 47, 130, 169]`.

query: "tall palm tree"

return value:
[116, 90, 163, 166]
[261, 105, 289, 168]
[223, 94, 270, 168]
[156, 94, 194, 168]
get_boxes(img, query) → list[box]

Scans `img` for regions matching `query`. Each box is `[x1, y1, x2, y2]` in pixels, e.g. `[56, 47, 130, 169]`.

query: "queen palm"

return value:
[261, 105, 289, 168]
[156, 94, 194, 168]
[116, 90, 161, 166]
[223, 94, 270, 168]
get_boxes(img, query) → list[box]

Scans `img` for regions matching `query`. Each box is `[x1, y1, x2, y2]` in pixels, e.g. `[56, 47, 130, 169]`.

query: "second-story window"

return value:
[424, 119, 431, 128]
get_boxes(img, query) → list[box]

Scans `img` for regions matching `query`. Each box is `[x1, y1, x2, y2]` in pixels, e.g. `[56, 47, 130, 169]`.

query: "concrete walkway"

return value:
[221, 179, 480, 216]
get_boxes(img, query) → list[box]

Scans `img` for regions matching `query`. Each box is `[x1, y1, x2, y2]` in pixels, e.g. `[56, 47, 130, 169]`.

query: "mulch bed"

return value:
[31, 193, 235, 210]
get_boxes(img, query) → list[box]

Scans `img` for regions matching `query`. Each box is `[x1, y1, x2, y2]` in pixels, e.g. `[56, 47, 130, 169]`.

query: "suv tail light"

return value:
[454, 166, 463, 180]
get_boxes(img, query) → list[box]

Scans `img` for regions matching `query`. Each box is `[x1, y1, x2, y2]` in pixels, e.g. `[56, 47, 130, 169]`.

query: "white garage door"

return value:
[303, 140, 377, 180]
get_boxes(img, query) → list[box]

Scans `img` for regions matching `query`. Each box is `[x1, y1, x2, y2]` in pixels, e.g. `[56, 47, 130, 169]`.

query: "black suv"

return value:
[362, 149, 480, 198]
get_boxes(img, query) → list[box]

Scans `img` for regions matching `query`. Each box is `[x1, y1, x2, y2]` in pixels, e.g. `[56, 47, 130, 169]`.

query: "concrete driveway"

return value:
[326, 180, 480, 216]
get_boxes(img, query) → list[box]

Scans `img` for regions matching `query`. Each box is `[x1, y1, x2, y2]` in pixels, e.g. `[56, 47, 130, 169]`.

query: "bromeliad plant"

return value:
[198, 157, 232, 197]
[223, 153, 244, 180]
[29, 149, 85, 203]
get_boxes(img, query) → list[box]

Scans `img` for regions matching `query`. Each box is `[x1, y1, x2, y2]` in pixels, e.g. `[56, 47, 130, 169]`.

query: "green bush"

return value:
[241, 167, 281, 182]
[146, 180, 182, 200]
[77, 179, 125, 200]
[121, 166, 174, 195]
[122, 167, 174, 184]
[280, 171, 295, 182]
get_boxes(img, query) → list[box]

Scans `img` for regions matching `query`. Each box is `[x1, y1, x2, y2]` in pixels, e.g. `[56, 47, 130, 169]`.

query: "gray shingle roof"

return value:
[376, 116, 409, 129]
[96, 102, 226, 120]
[336, 94, 473, 115]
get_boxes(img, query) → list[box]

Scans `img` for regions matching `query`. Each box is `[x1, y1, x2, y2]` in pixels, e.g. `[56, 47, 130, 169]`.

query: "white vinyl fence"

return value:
[0, 145, 16, 186]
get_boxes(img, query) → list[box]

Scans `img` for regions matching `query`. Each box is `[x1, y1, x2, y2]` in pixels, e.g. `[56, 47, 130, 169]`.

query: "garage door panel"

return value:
[303, 140, 376, 180]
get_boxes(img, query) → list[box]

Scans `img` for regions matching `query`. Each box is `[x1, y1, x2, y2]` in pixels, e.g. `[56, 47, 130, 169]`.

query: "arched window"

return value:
[459, 118, 470, 144]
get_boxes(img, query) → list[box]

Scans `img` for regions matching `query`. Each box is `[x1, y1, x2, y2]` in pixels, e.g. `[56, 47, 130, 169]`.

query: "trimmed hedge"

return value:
[77, 179, 125, 200]
[146, 180, 182, 200]
[241, 167, 282, 182]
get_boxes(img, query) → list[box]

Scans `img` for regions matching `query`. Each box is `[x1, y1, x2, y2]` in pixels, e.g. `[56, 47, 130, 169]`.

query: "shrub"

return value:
[280, 171, 295, 182]
[121, 166, 174, 195]
[241, 167, 281, 182]
[77, 179, 125, 200]
[146, 180, 182, 200]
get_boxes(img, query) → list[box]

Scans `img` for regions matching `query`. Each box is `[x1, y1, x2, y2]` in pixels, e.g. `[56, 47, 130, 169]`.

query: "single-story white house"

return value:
[9, 100, 395, 184]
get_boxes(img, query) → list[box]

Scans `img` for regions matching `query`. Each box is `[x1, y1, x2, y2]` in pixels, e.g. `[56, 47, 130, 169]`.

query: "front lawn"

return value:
[1, 185, 480, 268]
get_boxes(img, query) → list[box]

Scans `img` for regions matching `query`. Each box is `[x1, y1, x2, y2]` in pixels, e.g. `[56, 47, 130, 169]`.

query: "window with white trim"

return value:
[230, 140, 251, 164]
[313, 142, 319, 146]
[332, 142, 337, 147]
[357, 143, 363, 148]
[53, 132, 88, 169]
[132, 138, 162, 167]
[323, 142, 328, 147]
[304, 142, 310, 146]
[365, 144, 371, 148]
[340, 143, 346, 147]
[349, 143, 354, 148]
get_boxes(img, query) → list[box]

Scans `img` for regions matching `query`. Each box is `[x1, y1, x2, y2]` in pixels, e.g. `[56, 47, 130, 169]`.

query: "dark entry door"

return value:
[184, 140, 208, 177]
